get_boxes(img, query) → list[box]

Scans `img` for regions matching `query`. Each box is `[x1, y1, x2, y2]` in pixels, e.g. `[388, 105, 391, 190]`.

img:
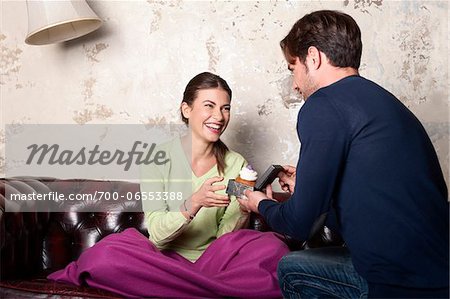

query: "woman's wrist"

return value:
[182, 199, 195, 220]
[181, 196, 201, 220]
[189, 193, 202, 212]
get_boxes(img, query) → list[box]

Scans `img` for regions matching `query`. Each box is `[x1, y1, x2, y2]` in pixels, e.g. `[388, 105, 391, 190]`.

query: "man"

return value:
[239, 10, 449, 298]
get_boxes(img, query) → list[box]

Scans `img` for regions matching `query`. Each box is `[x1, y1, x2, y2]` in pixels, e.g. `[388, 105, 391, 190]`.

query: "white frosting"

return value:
[239, 165, 258, 181]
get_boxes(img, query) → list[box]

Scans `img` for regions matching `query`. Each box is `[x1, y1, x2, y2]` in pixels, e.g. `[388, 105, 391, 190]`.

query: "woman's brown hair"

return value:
[180, 72, 232, 175]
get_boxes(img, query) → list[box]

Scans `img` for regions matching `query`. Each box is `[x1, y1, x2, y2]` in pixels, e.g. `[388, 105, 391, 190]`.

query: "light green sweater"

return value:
[141, 138, 247, 261]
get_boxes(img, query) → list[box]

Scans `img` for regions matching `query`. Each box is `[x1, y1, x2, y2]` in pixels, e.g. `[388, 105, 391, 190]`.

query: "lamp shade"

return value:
[25, 0, 102, 45]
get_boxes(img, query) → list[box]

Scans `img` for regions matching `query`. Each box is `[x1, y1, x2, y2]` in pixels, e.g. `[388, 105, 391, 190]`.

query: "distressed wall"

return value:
[1, 0, 449, 185]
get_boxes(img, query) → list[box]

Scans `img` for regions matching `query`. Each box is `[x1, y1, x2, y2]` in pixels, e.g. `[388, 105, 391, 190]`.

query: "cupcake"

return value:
[235, 165, 258, 187]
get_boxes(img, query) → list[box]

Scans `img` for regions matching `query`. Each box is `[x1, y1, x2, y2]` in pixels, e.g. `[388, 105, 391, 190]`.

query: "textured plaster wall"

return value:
[1, 0, 449, 185]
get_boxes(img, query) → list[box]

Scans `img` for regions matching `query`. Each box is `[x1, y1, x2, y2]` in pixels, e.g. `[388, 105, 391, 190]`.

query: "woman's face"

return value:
[182, 88, 231, 144]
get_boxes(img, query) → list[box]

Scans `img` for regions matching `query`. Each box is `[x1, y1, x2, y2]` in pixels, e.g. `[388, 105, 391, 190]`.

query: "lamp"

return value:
[25, 0, 102, 45]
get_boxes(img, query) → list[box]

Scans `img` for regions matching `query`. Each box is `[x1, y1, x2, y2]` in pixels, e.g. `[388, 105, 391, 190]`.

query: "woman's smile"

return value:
[204, 122, 223, 134]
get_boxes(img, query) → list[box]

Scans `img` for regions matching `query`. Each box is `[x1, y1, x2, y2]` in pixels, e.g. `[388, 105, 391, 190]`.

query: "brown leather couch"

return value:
[0, 177, 343, 298]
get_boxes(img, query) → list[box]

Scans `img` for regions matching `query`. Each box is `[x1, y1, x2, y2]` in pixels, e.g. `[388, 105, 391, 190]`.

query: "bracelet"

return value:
[183, 199, 195, 220]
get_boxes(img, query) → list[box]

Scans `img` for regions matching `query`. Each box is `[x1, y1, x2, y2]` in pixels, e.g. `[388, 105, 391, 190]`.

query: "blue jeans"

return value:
[277, 247, 368, 299]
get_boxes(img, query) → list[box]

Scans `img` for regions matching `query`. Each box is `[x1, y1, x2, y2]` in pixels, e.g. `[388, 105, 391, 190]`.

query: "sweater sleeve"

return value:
[140, 163, 190, 247]
[216, 195, 249, 237]
[259, 94, 349, 241]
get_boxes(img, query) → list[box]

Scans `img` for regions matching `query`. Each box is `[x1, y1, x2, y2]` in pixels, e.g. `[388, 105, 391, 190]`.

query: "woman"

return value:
[48, 72, 289, 298]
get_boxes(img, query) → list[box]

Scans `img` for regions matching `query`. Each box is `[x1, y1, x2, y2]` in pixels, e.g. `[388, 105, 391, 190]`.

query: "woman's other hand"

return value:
[237, 184, 276, 214]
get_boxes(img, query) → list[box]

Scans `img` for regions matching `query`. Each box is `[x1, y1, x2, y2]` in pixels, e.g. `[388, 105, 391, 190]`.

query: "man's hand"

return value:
[237, 185, 276, 214]
[278, 165, 296, 194]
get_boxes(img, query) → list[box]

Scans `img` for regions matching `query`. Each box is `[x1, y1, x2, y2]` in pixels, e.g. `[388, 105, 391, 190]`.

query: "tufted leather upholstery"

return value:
[0, 177, 343, 298]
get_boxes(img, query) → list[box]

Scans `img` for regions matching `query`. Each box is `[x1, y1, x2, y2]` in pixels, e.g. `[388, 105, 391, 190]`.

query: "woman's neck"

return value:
[181, 133, 215, 164]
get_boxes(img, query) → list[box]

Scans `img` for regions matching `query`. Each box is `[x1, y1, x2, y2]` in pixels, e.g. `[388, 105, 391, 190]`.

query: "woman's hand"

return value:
[190, 176, 230, 211]
[278, 165, 296, 194]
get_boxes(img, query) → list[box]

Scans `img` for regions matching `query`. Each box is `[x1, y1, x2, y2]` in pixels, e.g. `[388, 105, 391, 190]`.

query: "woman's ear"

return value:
[181, 102, 191, 120]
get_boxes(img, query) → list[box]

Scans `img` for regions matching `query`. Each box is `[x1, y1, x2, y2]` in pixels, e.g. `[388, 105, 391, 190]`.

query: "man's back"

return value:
[318, 75, 448, 291]
[249, 9, 450, 298]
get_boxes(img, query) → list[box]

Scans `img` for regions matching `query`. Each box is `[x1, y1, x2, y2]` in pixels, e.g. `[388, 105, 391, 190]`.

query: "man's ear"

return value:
[181, 102, 191, 120]
[307, 46, 321, 70]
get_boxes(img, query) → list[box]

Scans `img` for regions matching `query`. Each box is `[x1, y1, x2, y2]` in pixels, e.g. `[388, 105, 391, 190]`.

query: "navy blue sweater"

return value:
[259, 75, 449, 296]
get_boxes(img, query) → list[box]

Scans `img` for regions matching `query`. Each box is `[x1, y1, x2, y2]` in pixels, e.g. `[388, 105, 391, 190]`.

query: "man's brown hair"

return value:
[281, 10, 362, 69]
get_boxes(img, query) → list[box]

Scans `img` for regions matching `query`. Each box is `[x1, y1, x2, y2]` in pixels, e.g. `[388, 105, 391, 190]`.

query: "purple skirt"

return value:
[48, 228, 290, 298]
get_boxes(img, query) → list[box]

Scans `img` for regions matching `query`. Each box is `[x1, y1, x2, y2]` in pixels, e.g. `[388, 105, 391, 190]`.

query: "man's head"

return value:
[281, 10, 362, 68]
[281, 10, 362, 99]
